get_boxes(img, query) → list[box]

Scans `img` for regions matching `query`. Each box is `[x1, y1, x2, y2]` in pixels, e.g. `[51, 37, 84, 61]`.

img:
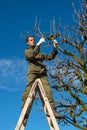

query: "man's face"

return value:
[27, 36, 35, 46]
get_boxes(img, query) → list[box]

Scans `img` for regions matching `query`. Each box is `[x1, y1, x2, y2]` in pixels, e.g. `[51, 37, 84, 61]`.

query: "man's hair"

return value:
[26, 35, 34, 43]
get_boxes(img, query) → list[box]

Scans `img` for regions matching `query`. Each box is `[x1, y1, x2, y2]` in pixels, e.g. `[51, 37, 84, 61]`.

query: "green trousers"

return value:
[22, 73, 54, 108]
[22, 73, 55, 126]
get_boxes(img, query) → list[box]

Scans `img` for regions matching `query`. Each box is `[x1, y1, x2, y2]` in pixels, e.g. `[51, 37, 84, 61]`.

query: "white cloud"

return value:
[0, 58, 28, 91]
[0, 58, 57, 92]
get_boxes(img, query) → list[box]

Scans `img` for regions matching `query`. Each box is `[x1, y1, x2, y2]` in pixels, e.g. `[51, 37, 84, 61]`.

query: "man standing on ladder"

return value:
[22, 35, 64, 126]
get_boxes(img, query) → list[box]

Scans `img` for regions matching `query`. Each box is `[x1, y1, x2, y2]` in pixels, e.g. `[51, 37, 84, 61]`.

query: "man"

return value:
[22, 35, 64, 126]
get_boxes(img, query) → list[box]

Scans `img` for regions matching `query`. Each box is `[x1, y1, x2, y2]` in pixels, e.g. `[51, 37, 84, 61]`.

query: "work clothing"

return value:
[22, 45, 58, 107]
[21, 45, 59, 126]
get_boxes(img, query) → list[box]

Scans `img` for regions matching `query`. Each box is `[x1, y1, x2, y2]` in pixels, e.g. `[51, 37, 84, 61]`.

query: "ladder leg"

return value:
[15, 80, 38, 130]
[37, 78, 60, 130]
[43, 103, 54, 130]
[20, 124, 25, 130]
[20, 96, 35, 129]
[15, 96, 34, 130]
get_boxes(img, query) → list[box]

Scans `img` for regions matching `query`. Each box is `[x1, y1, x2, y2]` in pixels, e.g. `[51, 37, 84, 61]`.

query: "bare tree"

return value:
[48, 0, 87, 129]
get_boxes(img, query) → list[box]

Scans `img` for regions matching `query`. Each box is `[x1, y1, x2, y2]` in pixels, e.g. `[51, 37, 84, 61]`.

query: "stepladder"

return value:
[15, 78, 60, 130]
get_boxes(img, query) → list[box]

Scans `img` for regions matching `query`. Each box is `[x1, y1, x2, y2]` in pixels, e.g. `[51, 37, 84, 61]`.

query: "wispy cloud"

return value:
[0, 58, 28, 91]
[0, 58, 57, 92]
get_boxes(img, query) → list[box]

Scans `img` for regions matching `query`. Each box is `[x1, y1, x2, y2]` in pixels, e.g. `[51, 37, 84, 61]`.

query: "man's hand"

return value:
[37, 37, 45, 46]
[53, 39, 58, 48]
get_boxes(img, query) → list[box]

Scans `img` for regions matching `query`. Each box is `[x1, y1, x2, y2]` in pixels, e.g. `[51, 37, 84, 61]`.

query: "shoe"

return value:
[52, 109, 65, 119]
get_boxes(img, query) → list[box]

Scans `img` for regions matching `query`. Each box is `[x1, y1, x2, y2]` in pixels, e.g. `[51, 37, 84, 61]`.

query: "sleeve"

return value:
[35, 47, 58, 60]
[24, 46, 39, 60]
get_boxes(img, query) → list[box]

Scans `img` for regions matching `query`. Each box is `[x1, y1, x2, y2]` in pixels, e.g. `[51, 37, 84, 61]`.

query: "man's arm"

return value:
[25, 37, 45, 60]
[25, 38, 58, 61]
[25, 46, 39, 60]
[35, 47, 58, 60]
[35, 38, 58, 60]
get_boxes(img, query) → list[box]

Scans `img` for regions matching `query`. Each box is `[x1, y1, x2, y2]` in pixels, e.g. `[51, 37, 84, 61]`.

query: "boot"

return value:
[49, 101, 65, 119]
[52, 108, 65, 119]
[46, 107, 65, 119]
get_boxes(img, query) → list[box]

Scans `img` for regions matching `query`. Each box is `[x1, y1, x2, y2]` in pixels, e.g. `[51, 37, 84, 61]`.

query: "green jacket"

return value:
[25, 46, 57, 74]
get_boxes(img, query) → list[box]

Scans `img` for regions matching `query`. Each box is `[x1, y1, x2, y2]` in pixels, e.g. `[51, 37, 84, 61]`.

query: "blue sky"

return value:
[0, 0, 79, 130]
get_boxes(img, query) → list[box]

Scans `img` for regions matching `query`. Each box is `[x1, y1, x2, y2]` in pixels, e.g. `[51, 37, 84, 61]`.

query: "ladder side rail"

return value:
[20, 95, 35, 130]
[37, 78, 60, 130]
[15, 80, 38, 130]
[38, 87, 55, 130]
[20, 124, 25, 130]
[43, 102, 55, 130]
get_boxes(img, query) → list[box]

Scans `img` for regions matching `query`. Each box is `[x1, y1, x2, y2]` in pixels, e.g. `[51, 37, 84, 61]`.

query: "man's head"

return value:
[26, 35, 35, 46]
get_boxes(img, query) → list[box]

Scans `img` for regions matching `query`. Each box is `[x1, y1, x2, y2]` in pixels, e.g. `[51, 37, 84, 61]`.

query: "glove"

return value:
[37, 37, 45, 46]
[53, 39, 58, 48]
